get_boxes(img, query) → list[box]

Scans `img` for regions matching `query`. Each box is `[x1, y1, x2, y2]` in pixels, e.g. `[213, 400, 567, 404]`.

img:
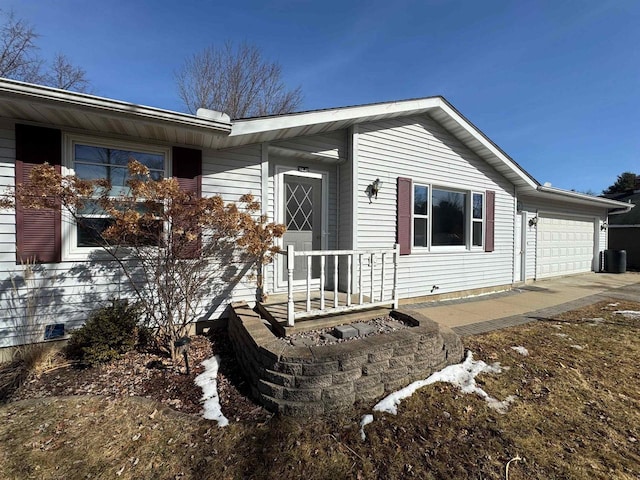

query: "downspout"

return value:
[513, 185, 517, 283]
[260, 142, 269, 298]
[350, 125, 359, 294]
[336, 165, 340, 250]
[534, 208, 539, 280]
[335, 132, 350, 251]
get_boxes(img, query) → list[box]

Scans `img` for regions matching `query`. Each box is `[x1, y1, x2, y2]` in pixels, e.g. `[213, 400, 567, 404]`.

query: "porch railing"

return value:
[285, 244, 400, 326]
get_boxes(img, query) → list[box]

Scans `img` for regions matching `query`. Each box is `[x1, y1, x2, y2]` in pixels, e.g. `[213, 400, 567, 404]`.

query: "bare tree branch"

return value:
[43, 53, 91, 93]
[175, 41, 303, 119]
[0, 10, 91, 92]
[0, 10, 43, 83]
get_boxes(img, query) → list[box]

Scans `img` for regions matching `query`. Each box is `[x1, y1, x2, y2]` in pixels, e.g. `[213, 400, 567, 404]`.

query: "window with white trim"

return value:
[413, 185, 429, 247]
[412, 184, 484, 250]
[65, 137, 169, 256]
[472, 192, 484, 247]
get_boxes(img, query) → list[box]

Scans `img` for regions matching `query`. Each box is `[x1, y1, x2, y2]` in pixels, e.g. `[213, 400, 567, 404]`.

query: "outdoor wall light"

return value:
[366, 178, 382, 203]
[601, 221, 608, 231]
[528, 216, 538, 227]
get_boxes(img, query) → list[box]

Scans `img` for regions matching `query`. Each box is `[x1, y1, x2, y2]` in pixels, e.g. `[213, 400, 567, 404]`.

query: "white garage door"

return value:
[537, 214, 595, 278]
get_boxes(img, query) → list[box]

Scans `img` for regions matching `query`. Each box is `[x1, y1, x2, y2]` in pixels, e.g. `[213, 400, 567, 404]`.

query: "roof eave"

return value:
[228, 96, 443, 138]
[0, 78, 233, 134]
[535, 185, 634, 212]
[225, 97, 540, 190]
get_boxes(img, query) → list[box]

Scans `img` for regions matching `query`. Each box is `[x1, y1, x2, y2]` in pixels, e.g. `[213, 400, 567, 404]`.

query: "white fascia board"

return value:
[268, 145, 339, 163]
[436, 101, 539, 189]
[0, 78, 232, 133]
[536, 185, 634, 211]
[229, 97, 442, 137]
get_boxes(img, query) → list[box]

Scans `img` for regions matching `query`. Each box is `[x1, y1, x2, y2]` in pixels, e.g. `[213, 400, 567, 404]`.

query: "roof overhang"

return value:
[529, 185, 634, 213]
[222, 96, 540, 189]
[0, 78, 232, 148]
[0, 82, 628, 214]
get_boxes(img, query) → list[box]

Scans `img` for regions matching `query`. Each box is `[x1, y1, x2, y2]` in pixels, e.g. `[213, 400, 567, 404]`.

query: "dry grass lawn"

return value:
[1, 299, 639, 479]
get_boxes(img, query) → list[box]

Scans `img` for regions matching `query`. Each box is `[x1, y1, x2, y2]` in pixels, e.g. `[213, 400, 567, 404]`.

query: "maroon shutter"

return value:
[15, 124, 62, 263]
[397, 177, 412, 255]
[485, 190, 495, 252]
[172, 147, 202, 259]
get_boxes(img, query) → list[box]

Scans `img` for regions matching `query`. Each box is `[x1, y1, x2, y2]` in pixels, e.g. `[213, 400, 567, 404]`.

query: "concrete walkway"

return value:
[403, 272, 640, 336]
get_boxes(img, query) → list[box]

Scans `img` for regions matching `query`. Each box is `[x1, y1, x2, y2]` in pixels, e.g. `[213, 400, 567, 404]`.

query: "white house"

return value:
[0, 79, 631, 349]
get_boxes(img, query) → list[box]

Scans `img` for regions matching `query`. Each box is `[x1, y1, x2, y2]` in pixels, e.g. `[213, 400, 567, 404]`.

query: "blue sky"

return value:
[4, 0, 639, 193]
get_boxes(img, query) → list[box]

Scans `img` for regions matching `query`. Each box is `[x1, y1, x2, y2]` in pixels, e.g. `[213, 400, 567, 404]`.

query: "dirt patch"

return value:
[3, 329, 270, 423]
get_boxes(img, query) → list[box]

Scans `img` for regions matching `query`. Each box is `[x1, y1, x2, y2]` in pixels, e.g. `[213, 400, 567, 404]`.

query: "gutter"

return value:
[608, 207, 635, 215]
[0, 78, 232, 134]
[536, 185, 634, 212]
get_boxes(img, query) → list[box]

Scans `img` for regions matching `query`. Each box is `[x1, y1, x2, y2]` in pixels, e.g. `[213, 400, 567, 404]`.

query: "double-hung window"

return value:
[412, 184, 486, 250]
[472, 192, 484, 247]
[64, 136, 169, 257]
[413, 185, 429, 247]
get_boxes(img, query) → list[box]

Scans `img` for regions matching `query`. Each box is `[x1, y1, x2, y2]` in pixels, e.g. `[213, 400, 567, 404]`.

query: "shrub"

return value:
[66, 300, 144, 366]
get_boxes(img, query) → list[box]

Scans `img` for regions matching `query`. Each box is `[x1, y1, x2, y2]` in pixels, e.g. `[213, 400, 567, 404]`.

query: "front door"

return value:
[277, 170, 326, 287]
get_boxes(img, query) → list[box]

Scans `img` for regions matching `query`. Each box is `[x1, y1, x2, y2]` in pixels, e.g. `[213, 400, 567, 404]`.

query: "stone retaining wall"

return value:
[228, 302, 464, 416]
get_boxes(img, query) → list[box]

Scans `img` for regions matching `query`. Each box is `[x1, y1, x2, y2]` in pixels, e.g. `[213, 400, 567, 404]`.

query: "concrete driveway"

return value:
[403, 272, 640, 336]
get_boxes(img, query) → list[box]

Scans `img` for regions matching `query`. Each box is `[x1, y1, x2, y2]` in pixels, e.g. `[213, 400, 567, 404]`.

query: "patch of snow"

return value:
[570, 345, 585, 350]
[553, 333, 569, 338]
[359, 414, 374, 440]
[587, 317, 605, 325]
[194, 355, 229, 427]
[614, 310, 640, 319]
[511, 346, 529, 356]
[607, 303, 619, 307]
[486, 395, 517, 414]
[373, 351, 509, 416]
[359, 352, 518, 438]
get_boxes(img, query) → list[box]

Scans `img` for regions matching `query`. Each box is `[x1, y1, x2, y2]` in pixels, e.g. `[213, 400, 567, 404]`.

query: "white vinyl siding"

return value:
[203, 145, 262, 201]
[202, 145, 264, 316]
[356, 115, 516, 299]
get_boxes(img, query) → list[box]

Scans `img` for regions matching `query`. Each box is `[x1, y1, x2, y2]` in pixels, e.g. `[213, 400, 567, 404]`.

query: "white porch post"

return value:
[287, 244, 295, 326]
[392, 243, 400, 309]
[346, 254, 352, 307]
[358, 253, 364, 305]
[369, 253, 375, 304]
[333, 254, 339, 308]
[320, 255, 326, 310]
